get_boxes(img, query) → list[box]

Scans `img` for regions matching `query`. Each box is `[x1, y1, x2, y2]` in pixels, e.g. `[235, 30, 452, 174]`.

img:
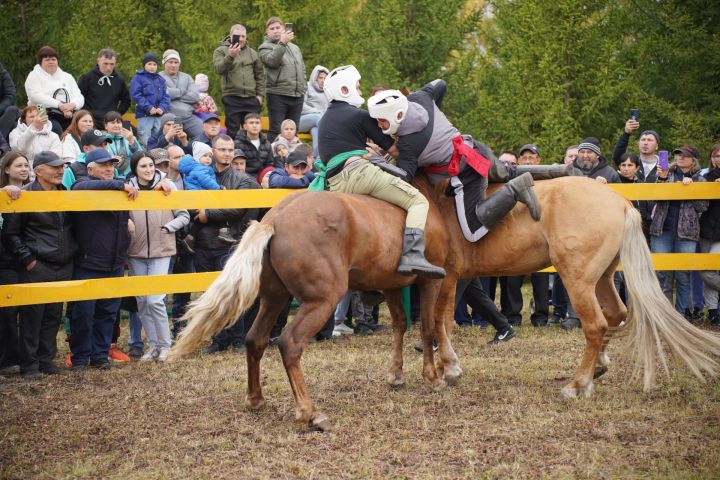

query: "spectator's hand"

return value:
[228, 43, 241, 57]
[156, 108, 164, 115]
[195, 209, 208, 223]
[128, 219, 136, 234]
[261, 174, 270, 188]
[682, 176, 693, 185]
[658, 165, 669, 180]
[280, 30, 294, 45]
[149, 107, 157, 115]
[33, 113, 48, 130]
[624, 119, 640, 134]
[386, 142, 399, 159]
[2, 185, 21, 200]
[165, 128, 177, 142]
[595, 176, 608, 184]
[121, 127, 135, 144]
[124, 184, 139, 200]
[176, 129, 188, 145]
[63, 110, 73, 119]
[256, 96, 263, 105]
[26, 260, 37, 271]
[154, 180, 173, 195]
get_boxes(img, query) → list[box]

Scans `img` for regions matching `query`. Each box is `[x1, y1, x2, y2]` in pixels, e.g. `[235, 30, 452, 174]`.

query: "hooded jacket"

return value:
[77, 65, 131, 124]
[213, 37, 266, 98]
[126, 171, 189, 259]
[159, 71, 200, 118]
[301, 65, 329, 116]
[178, 154, 221, 191]
[106, 132, 143, 177]
[24, 64, 84, 110]
[8, 118, 62, 165]
[234, 129, 276, 175]
[258, 36, 307, 97]
[130, 69, 171, 118]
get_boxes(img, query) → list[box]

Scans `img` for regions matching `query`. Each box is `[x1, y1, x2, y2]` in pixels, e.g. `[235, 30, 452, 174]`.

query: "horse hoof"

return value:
[431, 378, 447, 392]
[593, 366, 609, 379]
[310, 413, 333, 432]
[560, 382, 594, 399]
[560, 385, 578, 399]
[386, 372, 406, 387]
[244, 396, 266, 410]
[443, 364, 463, 386]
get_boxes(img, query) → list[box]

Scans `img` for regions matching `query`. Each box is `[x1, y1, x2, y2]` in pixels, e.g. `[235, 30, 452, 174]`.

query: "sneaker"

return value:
[217, 228, 236, 245]
[488, 328, 516, 345]
[232, 344, 246, 354]
[22, 370, 42, 380]
[332, 330, 342, 338]
[549, 314, 564, 325]
[560, 317, 581, 330]
[65, 353, 73, 367]
[40, 364, 63, 375]
[354, 324, 375, 336]
[333, 323, 354, 335]
[90, 360, 112, 370]
[0, 364, 20, 375]
[157, 347, 171, 362]
[128, 346, 144, 359]
[140, 347, 160, 362]
[201, 343, 225, 355]
[108, 344, 130, 362]
[414, 340, 439, 353]
[181, 234, 195, 254]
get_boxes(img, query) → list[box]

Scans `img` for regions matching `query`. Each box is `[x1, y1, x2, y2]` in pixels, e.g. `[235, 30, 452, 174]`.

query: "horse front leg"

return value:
[384, 289, 408, 387]
[278, 300, 336, 431]
[432, 275, 462, 385]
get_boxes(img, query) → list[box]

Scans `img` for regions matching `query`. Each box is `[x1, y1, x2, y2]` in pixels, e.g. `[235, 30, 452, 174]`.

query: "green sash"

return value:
[308, 150, 368, 191]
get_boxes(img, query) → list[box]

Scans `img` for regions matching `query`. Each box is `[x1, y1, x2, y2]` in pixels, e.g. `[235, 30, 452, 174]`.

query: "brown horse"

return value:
[171, 175, 720, 431]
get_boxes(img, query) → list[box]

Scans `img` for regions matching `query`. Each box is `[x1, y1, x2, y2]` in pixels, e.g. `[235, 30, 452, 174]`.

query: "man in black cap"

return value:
[266, 149, 315, 188]
[61, 129, 112, 188]
[194, 113, 223, 147]
[231, 148, 247, 173]
[2, 151, 77, 377]
[68, 148, 138, 370]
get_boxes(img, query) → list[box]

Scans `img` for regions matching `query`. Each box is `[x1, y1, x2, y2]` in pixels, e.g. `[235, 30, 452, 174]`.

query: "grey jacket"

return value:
[213, 38, 266, 98]
[159, 71, 199, 118]
[301, 65, 329, 115]
[258, 36, 307, 97]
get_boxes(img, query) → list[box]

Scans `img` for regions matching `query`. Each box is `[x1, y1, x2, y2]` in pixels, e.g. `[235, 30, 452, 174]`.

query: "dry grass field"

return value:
[1, 310, 719, 479]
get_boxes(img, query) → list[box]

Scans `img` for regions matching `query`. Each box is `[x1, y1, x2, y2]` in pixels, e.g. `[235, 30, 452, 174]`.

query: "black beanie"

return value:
[142, 52, 160, 67]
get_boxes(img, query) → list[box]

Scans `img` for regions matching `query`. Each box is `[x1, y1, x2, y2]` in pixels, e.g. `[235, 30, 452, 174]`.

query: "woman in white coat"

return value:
[24, 46, 84, 136]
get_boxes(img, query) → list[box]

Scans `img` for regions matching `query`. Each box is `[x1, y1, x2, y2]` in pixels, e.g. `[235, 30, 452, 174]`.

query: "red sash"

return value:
[423, 135, 490, 177]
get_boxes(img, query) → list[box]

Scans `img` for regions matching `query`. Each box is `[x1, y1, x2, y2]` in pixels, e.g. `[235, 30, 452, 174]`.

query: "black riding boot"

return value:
[475, 172, 540, 229]
[487, 157, 510, 182]
[514, 164, 583, 180]
[397, 227, 446, 279]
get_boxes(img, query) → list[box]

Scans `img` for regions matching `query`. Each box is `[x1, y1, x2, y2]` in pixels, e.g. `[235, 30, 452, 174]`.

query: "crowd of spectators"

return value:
[0, 16, 717, 380]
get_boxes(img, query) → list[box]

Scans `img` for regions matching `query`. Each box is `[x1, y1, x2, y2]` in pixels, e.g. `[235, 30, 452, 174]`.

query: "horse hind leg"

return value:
[245, 260, 291, 410]
[278, 299, 338, 432]
[595, 260, 628, 378]
[433, 276, 462, 385]
[384, 289, 408, 387]
[561, 277, 609, 399]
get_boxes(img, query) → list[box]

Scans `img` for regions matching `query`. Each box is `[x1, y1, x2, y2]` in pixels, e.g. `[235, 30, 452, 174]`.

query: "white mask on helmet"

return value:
[367, 90, 409, 135]
[324, 65, 364, 108]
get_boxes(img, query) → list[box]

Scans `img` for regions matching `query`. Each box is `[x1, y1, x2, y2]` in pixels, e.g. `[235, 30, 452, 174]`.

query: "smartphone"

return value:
[629, 108, 639, 121]
[285, 23, 293, 32]
[658, 150, 669, 170]
[231, 34, 240, 45]
[37, 104, 46, 116]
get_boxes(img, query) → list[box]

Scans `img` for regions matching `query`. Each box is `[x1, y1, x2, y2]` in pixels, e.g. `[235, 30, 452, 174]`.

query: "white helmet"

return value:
[324, 65, 364, 107]
[367, 89, 409, 135]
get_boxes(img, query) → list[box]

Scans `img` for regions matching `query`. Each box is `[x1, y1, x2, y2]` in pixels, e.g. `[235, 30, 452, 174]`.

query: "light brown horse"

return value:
[171, 175, 720, 431]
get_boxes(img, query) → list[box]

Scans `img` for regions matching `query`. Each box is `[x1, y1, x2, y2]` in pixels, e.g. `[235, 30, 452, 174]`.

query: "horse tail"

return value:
[619, 207, 720, 389]
[170, 221, 275, 359]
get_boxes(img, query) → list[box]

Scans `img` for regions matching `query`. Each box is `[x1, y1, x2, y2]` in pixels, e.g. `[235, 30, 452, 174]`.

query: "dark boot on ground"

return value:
[560, 317, 581, 330]
[397, 227, 446, 279]
[707, 309, 719, 326]
[475, 172, 540, 229]
[515, 164, 584, 180]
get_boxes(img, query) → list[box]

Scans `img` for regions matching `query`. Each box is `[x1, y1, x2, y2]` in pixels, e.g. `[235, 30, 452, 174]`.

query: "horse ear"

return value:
[400, 86, 410, 96]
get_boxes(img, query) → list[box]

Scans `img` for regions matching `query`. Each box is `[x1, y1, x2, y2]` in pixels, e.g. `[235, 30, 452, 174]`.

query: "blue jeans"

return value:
[137, 116, 161, 148]
[128, 312, 143, 350]
[299, 113, 322, 159]
[651, 230, 697, 313]
[70, 265, 125, 365]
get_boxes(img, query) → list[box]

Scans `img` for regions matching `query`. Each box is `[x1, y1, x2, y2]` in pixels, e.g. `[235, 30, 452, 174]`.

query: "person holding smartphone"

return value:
[259, 16, 307, 142]
[611, 108, 661, 183]
[213, 24, 266, 142]
[650, 146, 709, 317]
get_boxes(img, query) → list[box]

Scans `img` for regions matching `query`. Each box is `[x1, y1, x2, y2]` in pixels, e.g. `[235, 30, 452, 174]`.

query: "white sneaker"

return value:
[140, 347, 159, 362]
[333, 323, 354, 335]
[157, 347, 171, 362]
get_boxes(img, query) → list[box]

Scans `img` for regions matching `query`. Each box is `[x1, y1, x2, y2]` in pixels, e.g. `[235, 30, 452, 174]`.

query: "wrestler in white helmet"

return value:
[324, 65, 364, 107]
[367, 89, 409, 135]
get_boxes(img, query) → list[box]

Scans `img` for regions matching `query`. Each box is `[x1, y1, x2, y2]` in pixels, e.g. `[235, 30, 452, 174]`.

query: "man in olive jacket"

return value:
[213, 24, 266, 141]
[258, 16, 307, 141]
